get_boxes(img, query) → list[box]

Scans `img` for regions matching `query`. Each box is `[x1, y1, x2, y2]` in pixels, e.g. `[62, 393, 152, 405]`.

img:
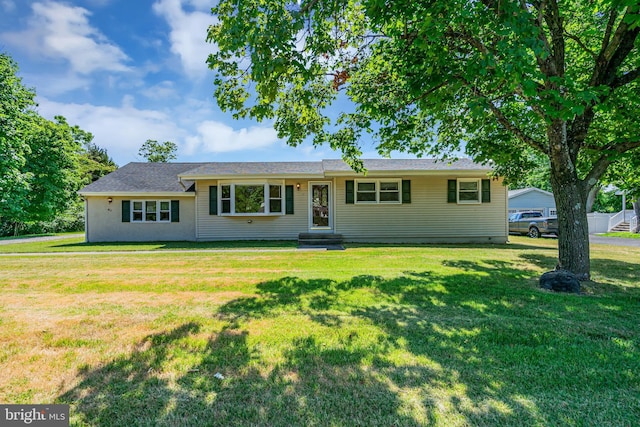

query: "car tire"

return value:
[528, 226, 540, 238]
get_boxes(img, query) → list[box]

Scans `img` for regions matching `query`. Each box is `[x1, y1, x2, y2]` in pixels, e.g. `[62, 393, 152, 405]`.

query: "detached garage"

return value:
[508, 187, 556, 217]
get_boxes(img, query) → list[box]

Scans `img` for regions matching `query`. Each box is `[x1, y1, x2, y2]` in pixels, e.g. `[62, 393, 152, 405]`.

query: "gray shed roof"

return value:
[80, 158, 492, 194]
[508, 187, 554, 199]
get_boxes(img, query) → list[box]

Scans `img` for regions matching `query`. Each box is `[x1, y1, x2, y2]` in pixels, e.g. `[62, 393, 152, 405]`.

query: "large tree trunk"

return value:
[633, 200, 640, 233]
[550, 176, 591, 280]
[548, 121, 591, 280]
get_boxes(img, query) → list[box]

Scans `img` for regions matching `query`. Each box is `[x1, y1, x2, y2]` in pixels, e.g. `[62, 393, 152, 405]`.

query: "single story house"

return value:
[78, 159, 508, 244]
[508, 187, 556, 217]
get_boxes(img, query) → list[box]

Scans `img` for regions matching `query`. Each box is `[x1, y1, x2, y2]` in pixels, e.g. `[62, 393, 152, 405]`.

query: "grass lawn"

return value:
[599, 231, 640, 239]
[0, 235, 297, 252]
[0, 237, 638, 426]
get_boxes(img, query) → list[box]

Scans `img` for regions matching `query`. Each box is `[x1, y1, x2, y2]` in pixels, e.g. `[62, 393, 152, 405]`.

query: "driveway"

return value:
[590, 235, 640, 248]
[0, 233, 84, 245]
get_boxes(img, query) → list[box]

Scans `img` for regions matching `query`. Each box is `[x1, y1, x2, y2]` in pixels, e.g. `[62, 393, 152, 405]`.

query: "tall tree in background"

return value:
[20, 115, 82, 223]
[505, 150, 553, 193]
[1, 52, 105, 235]
[208, 0, 640, 279]
[0, 53, 34, 226]
[138, 139, 178, 163]
[74, 126, 117, 184]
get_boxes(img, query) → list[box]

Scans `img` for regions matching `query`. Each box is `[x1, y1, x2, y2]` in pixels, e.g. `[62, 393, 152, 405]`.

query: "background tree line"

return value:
[0, 52, 116, 237]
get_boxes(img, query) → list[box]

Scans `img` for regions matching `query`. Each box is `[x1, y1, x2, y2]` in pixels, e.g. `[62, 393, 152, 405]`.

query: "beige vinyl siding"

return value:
[85, 196, 196, 242]
[334, 175, 508, 243]
[196, 180, 309, 241]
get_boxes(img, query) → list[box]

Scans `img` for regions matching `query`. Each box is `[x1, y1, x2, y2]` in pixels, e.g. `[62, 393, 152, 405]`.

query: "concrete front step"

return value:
[610, 222, 630, 232]
[298, 233, 344, 247]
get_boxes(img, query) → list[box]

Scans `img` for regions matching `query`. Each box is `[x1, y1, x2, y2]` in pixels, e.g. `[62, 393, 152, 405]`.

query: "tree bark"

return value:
[634, 200, 640, 233]
[548, 121, 591, 280]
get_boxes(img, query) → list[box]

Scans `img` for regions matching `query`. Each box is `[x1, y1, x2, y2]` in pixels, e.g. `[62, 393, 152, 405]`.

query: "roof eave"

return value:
[78, 191, 196, 197]
[177, 173, 326, 180]
[324, 169, 493, 177]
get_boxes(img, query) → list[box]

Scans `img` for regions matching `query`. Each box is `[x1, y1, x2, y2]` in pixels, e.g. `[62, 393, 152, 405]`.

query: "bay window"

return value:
[218, 181, 285, 215]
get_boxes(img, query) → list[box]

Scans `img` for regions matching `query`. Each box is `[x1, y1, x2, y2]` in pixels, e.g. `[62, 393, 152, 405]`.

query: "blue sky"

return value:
[0, 0, 398, 166]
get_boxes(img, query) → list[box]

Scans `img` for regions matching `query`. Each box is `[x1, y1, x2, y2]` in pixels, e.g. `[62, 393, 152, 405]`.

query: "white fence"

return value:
[631, 216, 638, 233]
[607, 210, 636, 231]
[588, 212, 615, 234]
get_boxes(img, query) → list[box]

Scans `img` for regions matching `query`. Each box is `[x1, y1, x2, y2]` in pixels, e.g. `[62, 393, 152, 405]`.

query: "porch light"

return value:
[296, 183, 301, 190]
[107, 197, 113, 204]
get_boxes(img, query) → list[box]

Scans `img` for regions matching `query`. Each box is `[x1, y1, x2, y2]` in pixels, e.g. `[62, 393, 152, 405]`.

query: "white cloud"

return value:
[37, 97, 184, 165]
[185, 121, 280, 154]
[140, 81, 179, 100]
[36, 96, 282, 164]
[152, 0, 217, 78]
[0, 1, 130, 75]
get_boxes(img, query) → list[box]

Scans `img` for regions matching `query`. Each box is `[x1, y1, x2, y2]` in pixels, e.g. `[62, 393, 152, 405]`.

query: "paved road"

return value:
[589, 235, 640, 248]
[0, 233, 84, 245]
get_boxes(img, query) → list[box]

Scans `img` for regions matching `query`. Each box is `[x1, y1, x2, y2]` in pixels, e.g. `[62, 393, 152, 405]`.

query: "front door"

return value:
[309, 182, 332, 230]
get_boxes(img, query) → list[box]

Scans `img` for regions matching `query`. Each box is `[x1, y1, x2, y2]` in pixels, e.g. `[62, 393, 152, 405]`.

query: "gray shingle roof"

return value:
[322, 158, 491, 172]
[79, 162, 207, 194]
[80, 158, 492, 194]
[179, 161, 325, 178]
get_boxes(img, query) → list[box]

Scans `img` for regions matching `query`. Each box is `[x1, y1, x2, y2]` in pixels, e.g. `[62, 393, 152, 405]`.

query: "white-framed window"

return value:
[355, 179, 401, 204]
[131, 200, 171, 222]
[379, 181, 400, 202]
[457, 179, 481, 204]
[159, 201, 171, 221]
[356, 181, 377, 203]
[219, 181, 285, 215]
[269, 185, 282, 213]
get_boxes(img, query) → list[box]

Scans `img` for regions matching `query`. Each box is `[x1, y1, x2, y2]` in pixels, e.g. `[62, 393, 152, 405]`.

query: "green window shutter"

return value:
[209, 186, 218, 215]
[285, 185, 294, 214]
[122, 200, 131, 222]
[346, 180, 354, 204]
[171, 200, 180, 222]
[482, 179, 491, 203]
[402, 180, 411, 203]
[447, 180, 457, 203]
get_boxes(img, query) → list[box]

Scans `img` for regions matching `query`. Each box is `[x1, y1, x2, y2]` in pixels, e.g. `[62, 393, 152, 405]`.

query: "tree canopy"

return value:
[1, 52, 114, 235]
[138, 139, 178, 163]
[208, 0, 640, 278]
[0, 53, 35, 223]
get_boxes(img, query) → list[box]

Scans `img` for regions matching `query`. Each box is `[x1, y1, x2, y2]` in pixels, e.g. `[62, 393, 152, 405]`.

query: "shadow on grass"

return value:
[51, 240, 298, 251]
[345, 241, 551, 251]
[519, 252, 640, 294]
[58, 260, 640, 426]
[53, 239, 551, 252]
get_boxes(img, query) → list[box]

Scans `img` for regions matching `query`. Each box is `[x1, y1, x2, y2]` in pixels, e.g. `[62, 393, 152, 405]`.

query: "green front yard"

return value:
[599, 231, 640, 239]
[0, 237, 638, 426]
